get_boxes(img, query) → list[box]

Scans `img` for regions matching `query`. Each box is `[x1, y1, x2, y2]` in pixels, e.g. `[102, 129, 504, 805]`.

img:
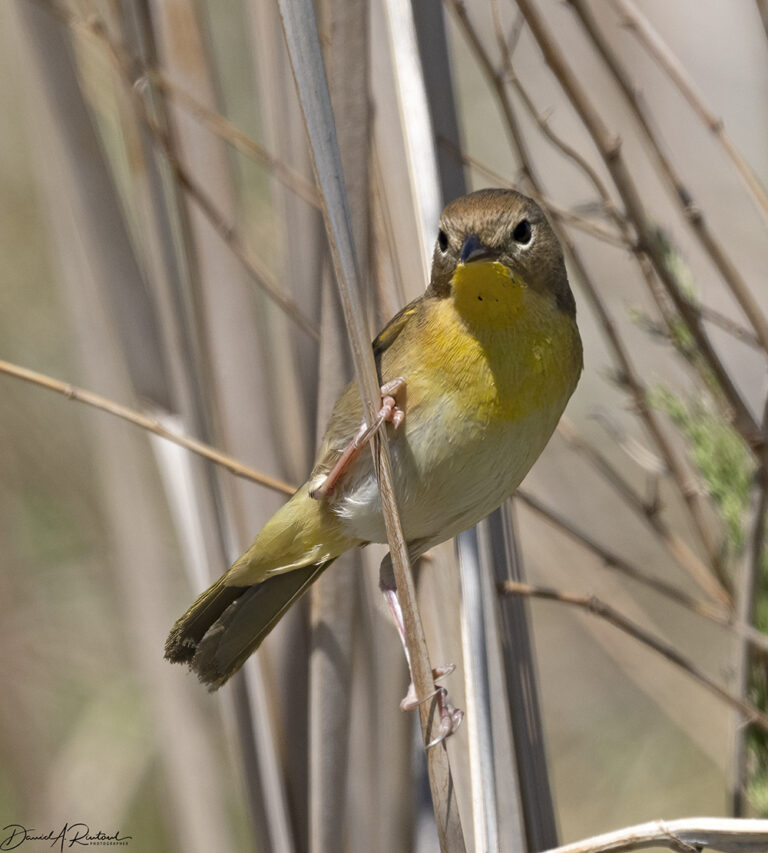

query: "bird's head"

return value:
[427, 188, 575, 317]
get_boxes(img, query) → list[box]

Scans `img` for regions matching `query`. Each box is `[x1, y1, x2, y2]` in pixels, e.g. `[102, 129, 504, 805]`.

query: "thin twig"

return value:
[608, 0, 768, 233]
[556, 419, 727, 604]
[147, 69, 322, 210]
[489, 0, 622, 228]
[566, 0, 768, 363]
[276, 1, 466, 848]
[516, 490, 730, 624]
[517, 488, 768, 656]
[498, 581, 768, 736]
[543, 817, 768, 853]
[446, 141, 627, 247]
[0, 358, 295, 496]
[699, 304, 761, 350]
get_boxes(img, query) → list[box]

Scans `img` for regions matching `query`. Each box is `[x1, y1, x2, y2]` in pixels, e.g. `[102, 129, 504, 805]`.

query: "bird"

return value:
[165, 187, 583, 698]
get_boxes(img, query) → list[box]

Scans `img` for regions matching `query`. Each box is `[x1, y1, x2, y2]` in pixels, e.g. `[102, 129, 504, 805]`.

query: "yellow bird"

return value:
[166, 188, 582, 691]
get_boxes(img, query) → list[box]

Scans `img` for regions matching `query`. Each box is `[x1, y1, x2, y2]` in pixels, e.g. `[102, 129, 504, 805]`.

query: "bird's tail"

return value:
[165, 560, 334, 690]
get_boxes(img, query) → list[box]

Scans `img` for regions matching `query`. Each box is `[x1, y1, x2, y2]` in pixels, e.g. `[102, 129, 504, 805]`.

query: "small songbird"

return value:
[166, 188, 583, 692]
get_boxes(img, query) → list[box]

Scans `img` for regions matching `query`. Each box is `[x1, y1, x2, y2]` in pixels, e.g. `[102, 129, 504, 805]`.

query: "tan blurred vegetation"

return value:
[1, 1, 768, 851]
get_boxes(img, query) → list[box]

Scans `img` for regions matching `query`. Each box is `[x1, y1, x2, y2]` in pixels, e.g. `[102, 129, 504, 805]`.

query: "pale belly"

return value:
[330, 388, 569, 553]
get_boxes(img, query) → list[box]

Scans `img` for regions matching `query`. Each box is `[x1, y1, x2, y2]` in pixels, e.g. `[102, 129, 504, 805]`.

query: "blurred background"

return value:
[1, 0, 767, 851]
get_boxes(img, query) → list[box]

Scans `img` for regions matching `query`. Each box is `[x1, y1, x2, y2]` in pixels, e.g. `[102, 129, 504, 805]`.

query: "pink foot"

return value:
[310, 377, 406, 500]
[400, 671, 464, 748]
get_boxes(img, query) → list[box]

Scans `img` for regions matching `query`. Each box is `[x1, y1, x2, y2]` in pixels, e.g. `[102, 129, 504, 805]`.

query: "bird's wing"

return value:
[309, 296, 424, 481]
[371, 296, 422, 362]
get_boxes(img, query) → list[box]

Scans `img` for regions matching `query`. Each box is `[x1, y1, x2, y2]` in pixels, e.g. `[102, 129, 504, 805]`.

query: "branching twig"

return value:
[515, 0, 760, 449]
[543, 817, 768, 853]
[556, 419, 727, 604]
[0, 358, 295, 496]
[516, 490, 729, 624]
[566, 0, 768, 363]
[446, 0, 730, 594]
[517, 489, 768, 656]
[608, 0, 768, 233]
[499, 581, 768, 736]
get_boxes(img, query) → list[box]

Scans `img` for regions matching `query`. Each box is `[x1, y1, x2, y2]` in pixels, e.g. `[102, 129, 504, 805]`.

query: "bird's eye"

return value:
[512, 219, 532, 245]
[437, 229, 449, 253]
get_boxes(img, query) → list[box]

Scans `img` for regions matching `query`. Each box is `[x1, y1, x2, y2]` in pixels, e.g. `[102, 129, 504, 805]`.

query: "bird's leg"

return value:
[310, 377, 406, 500]
[379, 563, 464, 747]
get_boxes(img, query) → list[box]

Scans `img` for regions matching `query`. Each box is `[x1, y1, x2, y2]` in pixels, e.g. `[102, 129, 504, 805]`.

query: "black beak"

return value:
[460, 234, 493, 263]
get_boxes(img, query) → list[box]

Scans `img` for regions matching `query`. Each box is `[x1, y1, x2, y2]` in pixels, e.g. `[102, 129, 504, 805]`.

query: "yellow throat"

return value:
[422, 260, 582, 424]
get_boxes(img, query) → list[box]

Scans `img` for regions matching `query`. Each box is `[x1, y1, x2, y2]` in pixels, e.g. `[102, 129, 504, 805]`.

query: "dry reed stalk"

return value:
[307, 1, 370, 848]
[277, 0, 466, 848]
[400, 1, 507, 845]
[147, 6, 311, 849]
[543, 817, 768, 853]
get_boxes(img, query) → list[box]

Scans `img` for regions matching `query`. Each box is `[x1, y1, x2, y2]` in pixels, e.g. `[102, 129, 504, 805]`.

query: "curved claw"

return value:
[426, 689, 464, 749]
[399, 665, 464, 747]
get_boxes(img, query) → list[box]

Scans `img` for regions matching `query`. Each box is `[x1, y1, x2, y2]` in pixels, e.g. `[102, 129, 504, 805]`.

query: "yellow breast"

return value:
[415, 261, 582, 425]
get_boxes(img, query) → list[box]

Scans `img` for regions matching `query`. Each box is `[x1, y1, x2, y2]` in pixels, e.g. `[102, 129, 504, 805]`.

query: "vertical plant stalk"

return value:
[487, 504, 558, 851]
[381, 0, 443, 279]
[308, 0, 370, 849]
[756, 0, 768, 41]
[731, 397, 768, 815]
[389, 0, 489, 844]
[276, 1, 466, 849]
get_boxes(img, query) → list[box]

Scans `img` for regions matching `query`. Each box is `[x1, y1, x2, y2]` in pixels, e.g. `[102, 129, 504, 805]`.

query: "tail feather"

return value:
[165, 561, 334, 690]
[165, 575, 245, 665]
